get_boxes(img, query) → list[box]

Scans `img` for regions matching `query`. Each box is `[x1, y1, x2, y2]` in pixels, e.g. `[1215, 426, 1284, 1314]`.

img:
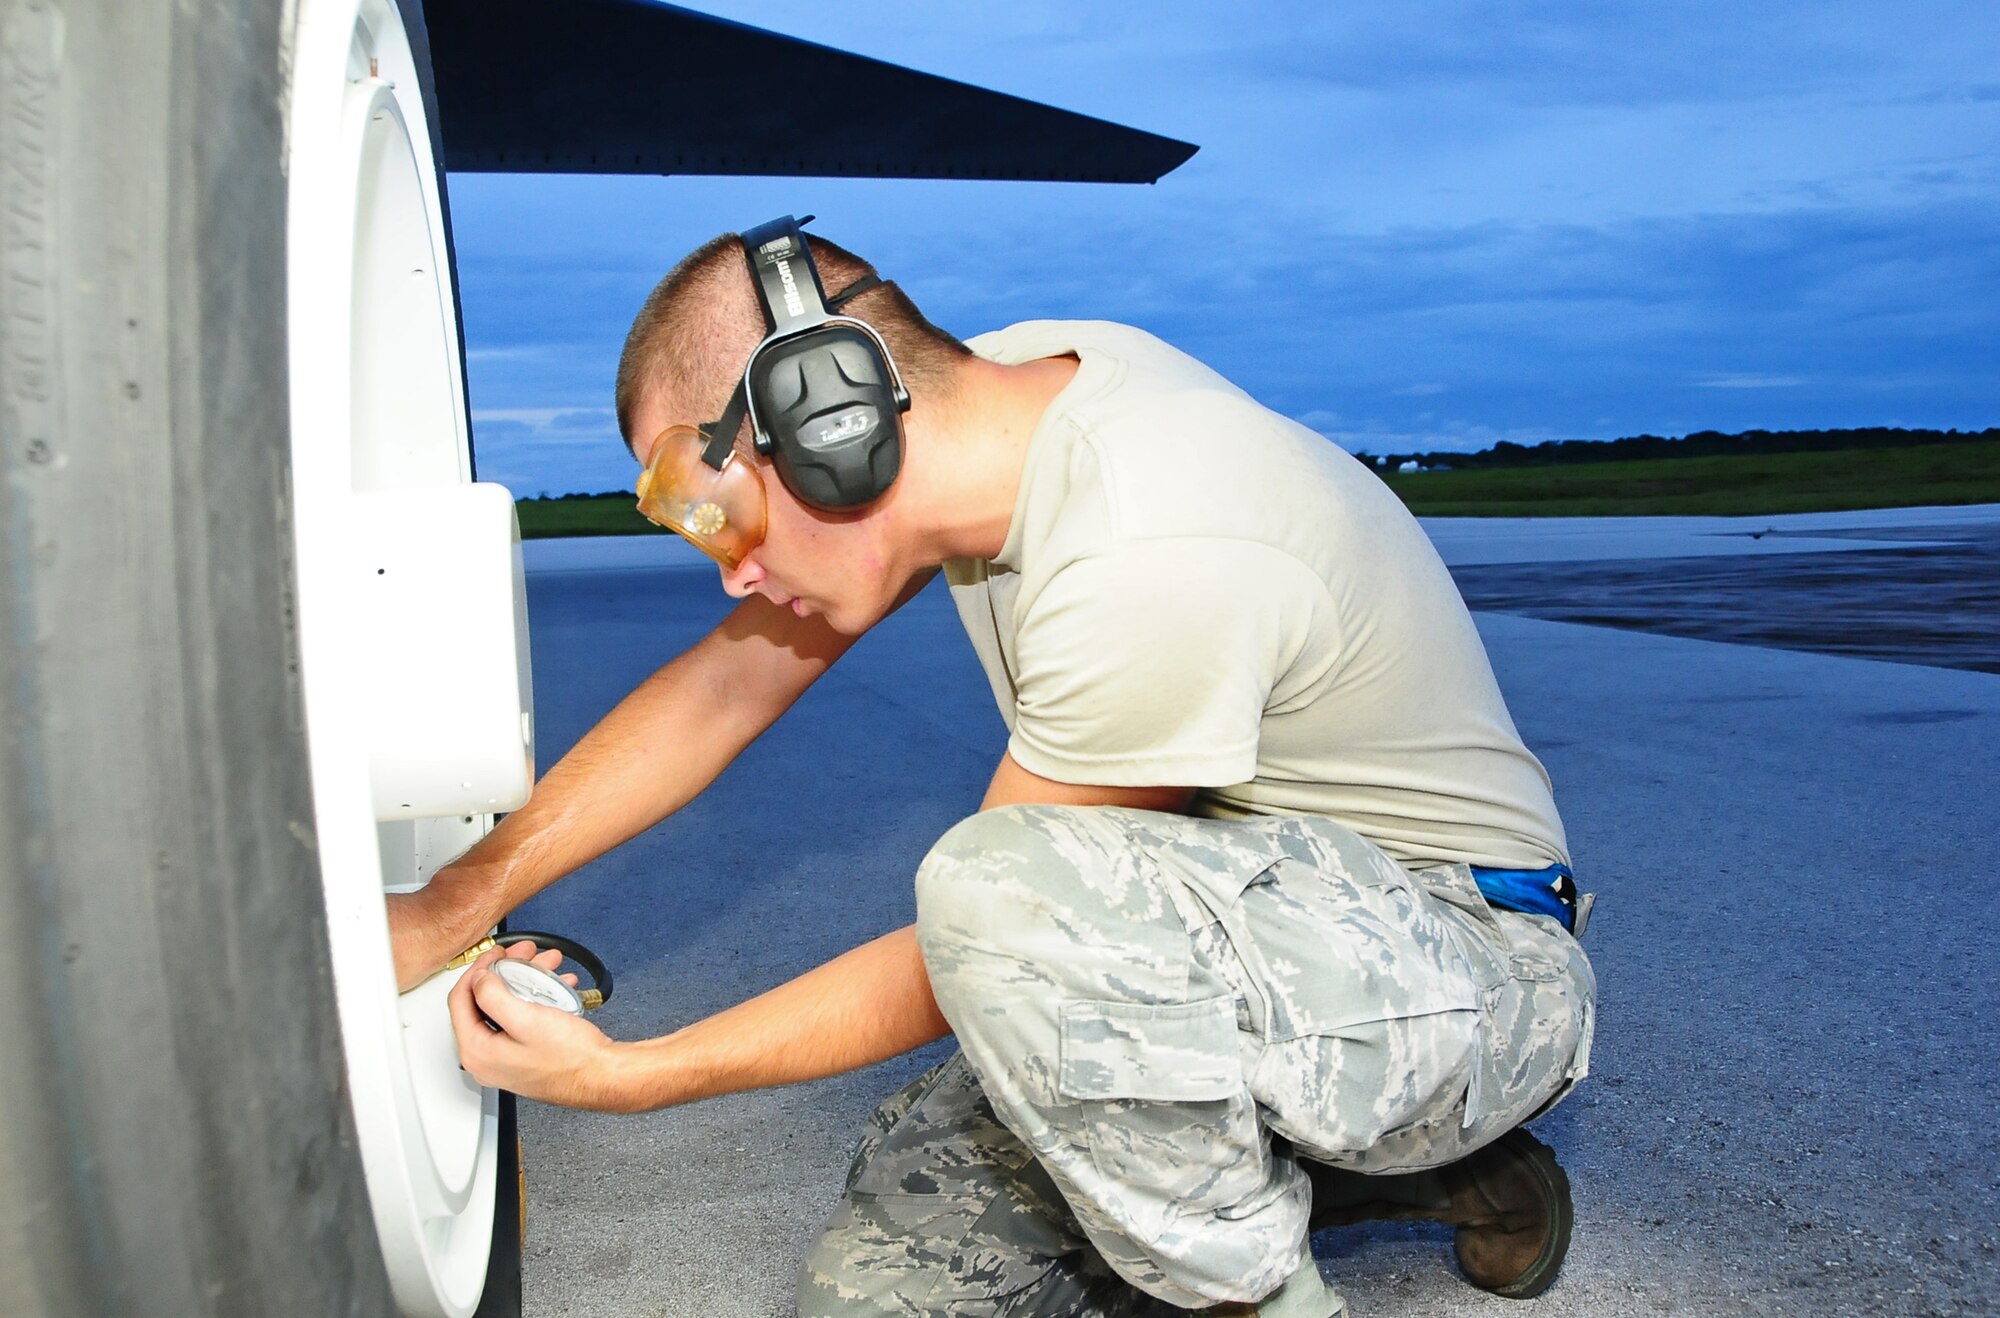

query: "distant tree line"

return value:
[1355, 426, 2000, 474]
[518, 426, 1999, 499]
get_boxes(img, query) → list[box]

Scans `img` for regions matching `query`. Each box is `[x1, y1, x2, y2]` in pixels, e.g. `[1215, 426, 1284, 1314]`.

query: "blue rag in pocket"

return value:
[1469, 863, 1578, 931]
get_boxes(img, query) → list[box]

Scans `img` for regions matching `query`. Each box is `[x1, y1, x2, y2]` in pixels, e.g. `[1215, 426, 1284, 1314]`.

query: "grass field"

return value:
[515, 493, 670, 539]
[1379, 440, 2000, 517]
[515, 440, 2000, 537]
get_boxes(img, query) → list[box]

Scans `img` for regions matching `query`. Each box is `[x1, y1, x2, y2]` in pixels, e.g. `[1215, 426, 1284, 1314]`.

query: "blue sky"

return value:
[448, 1, 2000, 496]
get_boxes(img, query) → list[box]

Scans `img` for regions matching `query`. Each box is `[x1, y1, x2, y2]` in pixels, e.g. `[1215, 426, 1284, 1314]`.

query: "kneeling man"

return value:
[395, 217, 1596, 1317]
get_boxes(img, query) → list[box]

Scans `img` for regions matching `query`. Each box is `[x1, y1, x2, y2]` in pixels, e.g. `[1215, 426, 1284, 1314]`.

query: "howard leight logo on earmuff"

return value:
[755, 234, 810, 318]
[800, 406, 878, 450]
[774, 258, 807, 318]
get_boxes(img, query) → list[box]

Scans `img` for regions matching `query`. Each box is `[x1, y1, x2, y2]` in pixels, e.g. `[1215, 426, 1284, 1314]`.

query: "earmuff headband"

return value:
[741, 215, 830, 335]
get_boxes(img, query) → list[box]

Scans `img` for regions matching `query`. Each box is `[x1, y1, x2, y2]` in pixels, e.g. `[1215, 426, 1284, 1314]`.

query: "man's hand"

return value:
[387, 862, 510, 992]
[447, 940, 636, 1111]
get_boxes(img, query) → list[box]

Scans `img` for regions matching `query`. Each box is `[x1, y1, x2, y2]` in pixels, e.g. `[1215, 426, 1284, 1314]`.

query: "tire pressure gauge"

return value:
[448, 928, 612, 1017]
[491, 959, 585, 1016]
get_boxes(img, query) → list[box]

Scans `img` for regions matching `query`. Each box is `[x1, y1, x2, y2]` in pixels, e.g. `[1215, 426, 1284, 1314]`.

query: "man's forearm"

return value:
[436, 657, 755, 909]
[399, 596, 856, 979]
[605, 924, 950, 1111]
[397, 658, 748, 966]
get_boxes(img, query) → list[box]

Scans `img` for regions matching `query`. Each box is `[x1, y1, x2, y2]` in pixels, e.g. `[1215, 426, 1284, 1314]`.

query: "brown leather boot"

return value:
[1304, 1128, 1573, 1299]
[1437, 1128, 1573, 1297]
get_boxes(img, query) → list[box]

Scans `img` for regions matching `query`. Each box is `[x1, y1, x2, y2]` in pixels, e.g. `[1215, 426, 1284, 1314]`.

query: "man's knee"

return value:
[915, 805, 1209, 1020]
[916, 801, 1074, 889]
[913, 806, 1078, 997]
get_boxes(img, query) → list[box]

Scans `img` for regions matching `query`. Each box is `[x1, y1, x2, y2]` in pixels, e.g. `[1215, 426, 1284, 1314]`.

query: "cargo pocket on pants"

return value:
[1459, 918, 1595, 1140]
[1204, 858, 1481, 1154]
[1056, 996, 1265, 1223]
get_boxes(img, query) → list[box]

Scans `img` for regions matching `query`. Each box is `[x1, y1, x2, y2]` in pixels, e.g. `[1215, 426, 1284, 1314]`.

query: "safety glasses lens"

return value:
[634, 426, 767, 569]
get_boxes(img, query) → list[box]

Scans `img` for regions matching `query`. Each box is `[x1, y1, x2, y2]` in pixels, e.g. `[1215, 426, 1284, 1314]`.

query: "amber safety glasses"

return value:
[633, 424, 768, 569]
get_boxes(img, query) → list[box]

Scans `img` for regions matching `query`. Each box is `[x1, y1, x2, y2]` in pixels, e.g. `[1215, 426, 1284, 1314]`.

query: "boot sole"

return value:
[1454, 1128, 1574, 1300]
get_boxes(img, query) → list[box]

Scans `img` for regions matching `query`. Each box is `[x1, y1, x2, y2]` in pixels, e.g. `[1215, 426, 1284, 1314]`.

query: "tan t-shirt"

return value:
[944, 321, 1569, 870]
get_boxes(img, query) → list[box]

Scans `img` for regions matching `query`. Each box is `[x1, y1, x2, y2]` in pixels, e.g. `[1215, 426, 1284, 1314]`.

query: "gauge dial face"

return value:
[492, 959, 584, 1016]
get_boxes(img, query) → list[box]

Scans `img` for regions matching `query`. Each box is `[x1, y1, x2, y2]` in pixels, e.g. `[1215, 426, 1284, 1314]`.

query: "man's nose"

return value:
[719, 553, 764, 599]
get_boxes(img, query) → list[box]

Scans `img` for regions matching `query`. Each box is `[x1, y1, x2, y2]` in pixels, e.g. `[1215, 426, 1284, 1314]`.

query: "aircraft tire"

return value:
[476, 1092, 528, 1318]
[0, 0, 400, 1313]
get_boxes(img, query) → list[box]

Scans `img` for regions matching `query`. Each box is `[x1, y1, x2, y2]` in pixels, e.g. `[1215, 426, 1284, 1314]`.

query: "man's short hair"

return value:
[614, 231, 971, 457]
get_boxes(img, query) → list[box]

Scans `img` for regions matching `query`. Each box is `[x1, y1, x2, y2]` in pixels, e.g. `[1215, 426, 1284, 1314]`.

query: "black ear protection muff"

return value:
[721, 215, 912, 511]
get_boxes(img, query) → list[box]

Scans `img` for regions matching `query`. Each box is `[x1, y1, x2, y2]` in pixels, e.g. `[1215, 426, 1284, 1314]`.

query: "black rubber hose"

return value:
[493, 930, 613, 1005]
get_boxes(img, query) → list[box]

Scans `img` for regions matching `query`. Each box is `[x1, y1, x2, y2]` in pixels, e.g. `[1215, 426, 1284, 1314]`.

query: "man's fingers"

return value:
[500, 940, 570, 978]
[447, 959, 481, 1019]
[447, 969, 506, 1080]
[443, 963, 620, 1108]
[469, 966, 547, 1038]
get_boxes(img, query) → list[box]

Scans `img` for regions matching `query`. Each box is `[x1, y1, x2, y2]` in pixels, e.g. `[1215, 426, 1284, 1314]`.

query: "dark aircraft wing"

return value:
[420, 0, 1197, 182]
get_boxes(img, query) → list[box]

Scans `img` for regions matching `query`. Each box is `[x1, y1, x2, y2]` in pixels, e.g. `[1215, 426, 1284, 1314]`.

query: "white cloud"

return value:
[472, 406, 610, 426]
[1296, 413, 1561, 455]
[1694, 373, 1808, 389]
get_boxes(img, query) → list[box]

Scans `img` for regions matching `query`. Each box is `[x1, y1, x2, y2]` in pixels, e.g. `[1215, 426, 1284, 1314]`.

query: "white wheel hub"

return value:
[286, 1, 534, 1314]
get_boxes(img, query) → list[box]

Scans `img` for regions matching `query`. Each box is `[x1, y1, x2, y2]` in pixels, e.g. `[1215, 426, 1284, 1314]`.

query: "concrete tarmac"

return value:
[513, 506, 1999, 1317]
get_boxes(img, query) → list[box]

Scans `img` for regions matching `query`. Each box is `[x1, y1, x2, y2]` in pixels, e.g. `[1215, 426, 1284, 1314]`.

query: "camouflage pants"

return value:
[798, 806, 1596, 1316]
